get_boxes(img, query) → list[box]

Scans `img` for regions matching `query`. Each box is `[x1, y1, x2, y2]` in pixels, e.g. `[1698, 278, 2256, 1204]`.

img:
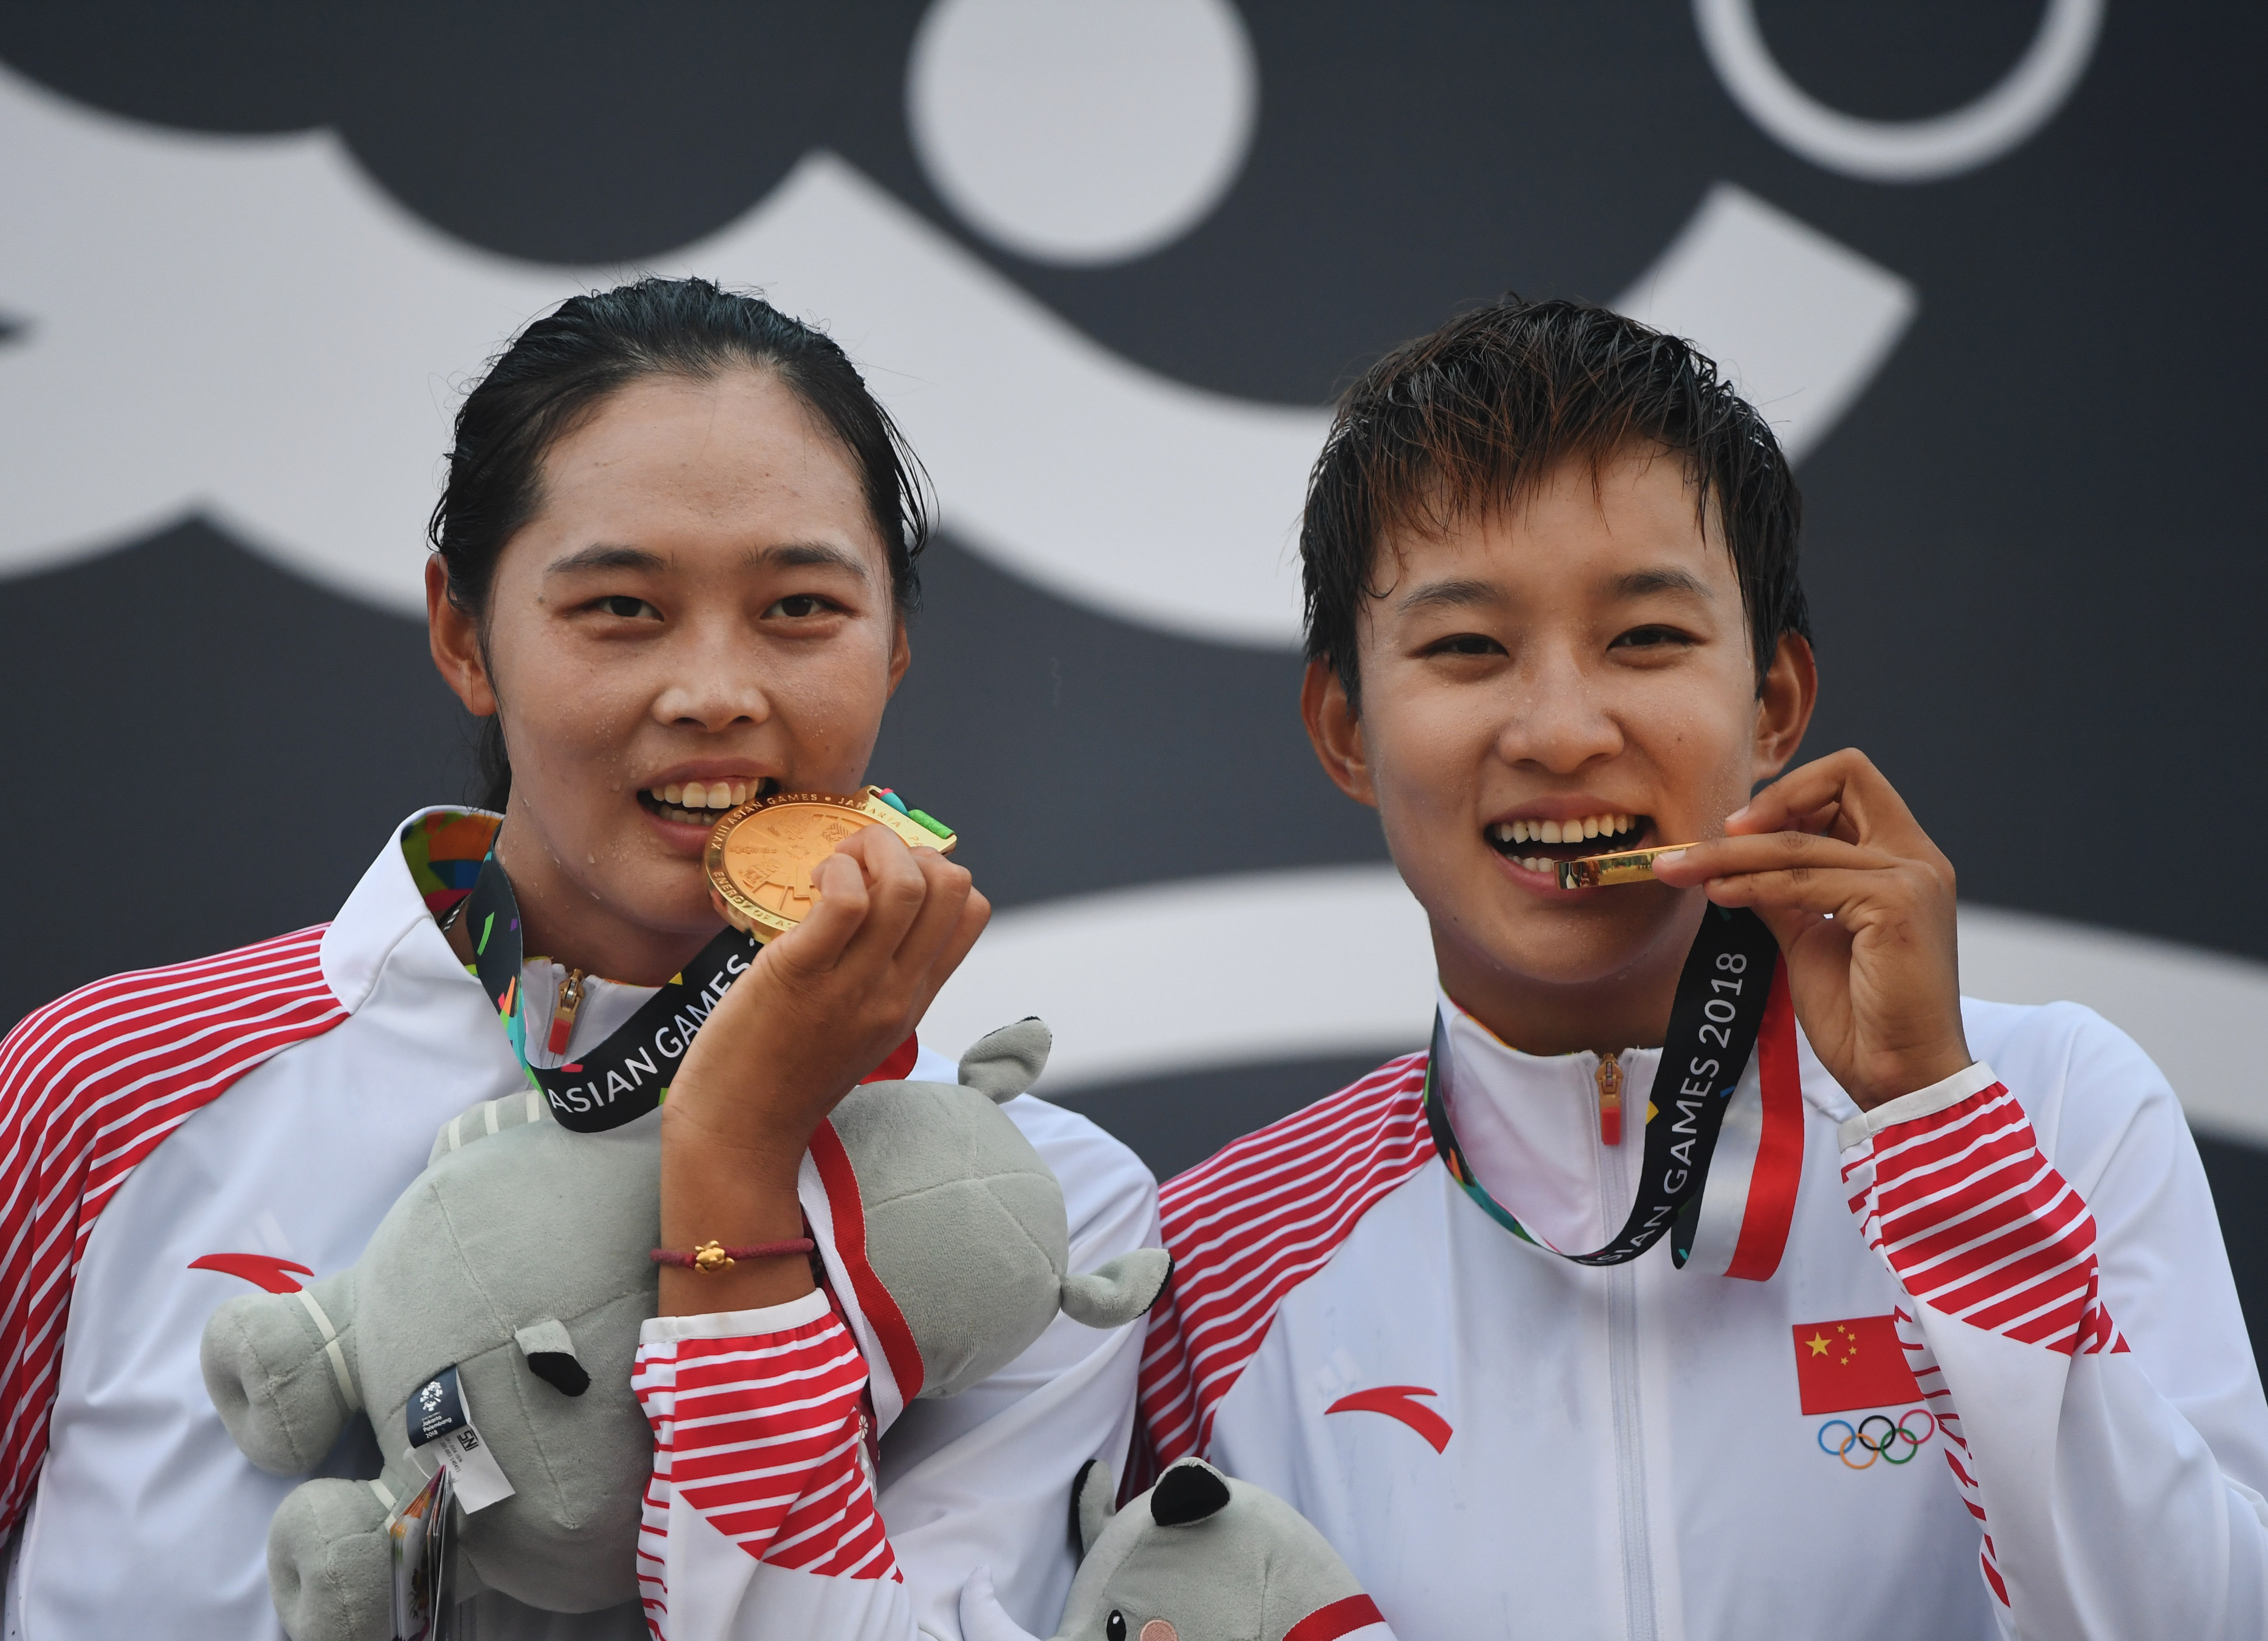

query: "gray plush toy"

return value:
[959, 1457, 1389, 1641]
[201, 1018, 1170, 1641]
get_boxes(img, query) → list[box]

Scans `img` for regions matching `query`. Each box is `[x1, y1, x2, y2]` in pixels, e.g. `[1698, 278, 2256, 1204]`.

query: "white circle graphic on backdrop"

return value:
[908, 0, 1258, 265]
[1694, 0, 2103, 183]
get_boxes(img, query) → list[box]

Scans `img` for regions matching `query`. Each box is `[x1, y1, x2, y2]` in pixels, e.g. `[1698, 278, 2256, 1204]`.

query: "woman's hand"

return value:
[1651, 749, 1970, 1112]
[657, 825, 989, 1312]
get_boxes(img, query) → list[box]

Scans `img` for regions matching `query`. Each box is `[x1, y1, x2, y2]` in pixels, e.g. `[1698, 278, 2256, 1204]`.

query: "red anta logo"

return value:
[1325, 1385, 1452, 1453]
[189, 1252, 313, 1293]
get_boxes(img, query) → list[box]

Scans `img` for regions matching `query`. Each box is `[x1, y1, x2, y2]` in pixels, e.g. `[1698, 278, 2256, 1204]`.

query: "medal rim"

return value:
[703, 787, 955, 940]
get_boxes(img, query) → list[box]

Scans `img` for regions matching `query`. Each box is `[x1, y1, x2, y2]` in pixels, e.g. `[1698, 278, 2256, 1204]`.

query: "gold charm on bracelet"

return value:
[704, 786, 958, 941]
[1557, 842, 1699, 891]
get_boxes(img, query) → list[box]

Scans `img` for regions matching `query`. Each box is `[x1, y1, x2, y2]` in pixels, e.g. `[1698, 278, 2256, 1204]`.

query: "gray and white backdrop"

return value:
[4, 2, 2264, 1335]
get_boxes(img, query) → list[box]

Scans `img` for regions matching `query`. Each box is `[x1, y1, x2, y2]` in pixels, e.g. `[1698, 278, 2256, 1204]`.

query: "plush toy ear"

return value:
[958, 1017, 1053, 1103]
[1070, 1457, 1116, 1558]
[1060, 1249, 1172, 1329]
[1150, 1458, 1232, 1527]
[515, 1318, 590, 1397]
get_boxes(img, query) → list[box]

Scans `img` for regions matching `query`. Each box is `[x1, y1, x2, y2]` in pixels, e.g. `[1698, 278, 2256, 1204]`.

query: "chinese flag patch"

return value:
[1792, 1315, 1923, 1415]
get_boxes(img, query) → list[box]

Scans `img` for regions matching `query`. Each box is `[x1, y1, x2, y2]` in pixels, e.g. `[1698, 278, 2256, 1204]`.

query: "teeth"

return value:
[645, 780, 760, 812]
[1493, 812, 1646, 853]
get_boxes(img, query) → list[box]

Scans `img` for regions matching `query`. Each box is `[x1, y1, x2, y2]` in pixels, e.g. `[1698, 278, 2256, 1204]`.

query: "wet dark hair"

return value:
[429, 276, 931, 809]
[1302, 295, 1807, 712]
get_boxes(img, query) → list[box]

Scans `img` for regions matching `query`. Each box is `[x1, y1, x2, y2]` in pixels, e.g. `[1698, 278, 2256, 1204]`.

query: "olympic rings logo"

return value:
[1817, 1409, 1937, 1470]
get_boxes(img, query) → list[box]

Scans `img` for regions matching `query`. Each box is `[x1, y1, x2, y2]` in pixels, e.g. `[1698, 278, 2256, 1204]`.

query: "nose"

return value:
[650, 627, 773, 732]
[1497, 642, 1622, 775]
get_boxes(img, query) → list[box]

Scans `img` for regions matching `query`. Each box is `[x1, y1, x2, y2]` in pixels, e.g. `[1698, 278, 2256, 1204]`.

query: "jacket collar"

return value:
[320, 807, 493, 1015]
[1432, 987, 1665, 1257]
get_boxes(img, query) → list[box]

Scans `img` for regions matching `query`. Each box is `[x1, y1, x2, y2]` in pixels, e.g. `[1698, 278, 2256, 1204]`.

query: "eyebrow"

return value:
[747, 540, 871, 581]
[1395, 577, 1503, 615]
[1611, 566, 1713, 601]
[545, 543, 665, 578]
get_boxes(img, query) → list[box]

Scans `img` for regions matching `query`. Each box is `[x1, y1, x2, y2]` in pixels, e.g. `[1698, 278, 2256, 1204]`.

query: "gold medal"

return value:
[1556, 842, 1698, 891]
[704, 786, 958, 941]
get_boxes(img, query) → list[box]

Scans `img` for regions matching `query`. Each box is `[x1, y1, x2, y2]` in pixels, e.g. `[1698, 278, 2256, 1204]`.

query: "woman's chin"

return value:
[1466, 898, 1696, 991]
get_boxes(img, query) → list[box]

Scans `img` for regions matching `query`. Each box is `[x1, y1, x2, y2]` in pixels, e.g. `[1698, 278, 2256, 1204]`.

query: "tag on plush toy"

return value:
[406, 1364, 515, 1513]
[389, 1465, 456, 1640]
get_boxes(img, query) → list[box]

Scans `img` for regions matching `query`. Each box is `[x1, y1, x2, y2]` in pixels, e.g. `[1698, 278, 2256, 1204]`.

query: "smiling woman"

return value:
[424, 327, 920, 987]
[0, 278, 1161, 1641]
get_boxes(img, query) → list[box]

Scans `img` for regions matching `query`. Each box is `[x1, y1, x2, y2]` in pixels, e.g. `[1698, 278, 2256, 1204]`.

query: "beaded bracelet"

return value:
[651, 1238, 815, 1274]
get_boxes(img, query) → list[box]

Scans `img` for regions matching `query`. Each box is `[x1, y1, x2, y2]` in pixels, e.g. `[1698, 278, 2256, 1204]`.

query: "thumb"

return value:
[760, 853, 868, 978]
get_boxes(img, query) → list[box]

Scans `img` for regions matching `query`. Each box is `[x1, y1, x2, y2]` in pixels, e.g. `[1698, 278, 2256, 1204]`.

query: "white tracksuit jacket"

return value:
[1136, 986, 2268, 1640]
[0, 808, 1159, 1641]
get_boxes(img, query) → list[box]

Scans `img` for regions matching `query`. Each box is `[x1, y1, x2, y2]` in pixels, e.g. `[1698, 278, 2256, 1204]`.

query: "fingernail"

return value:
[1726, 803, 1751, 825]
[1653, 849, 1686, 869]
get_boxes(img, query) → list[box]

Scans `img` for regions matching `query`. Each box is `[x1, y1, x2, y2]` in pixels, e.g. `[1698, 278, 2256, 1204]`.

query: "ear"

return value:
[1751, 631, 1817, 785]
[1301, 658, 1376, 808]
[1149, 1458, 1232, 1527]
[885, 612, 912, 699]
[1070, 1457, 1115, 1558]
[427, 555, 498, 718]
[1060, 1249, 1172, 1329]
[515, 1318, 590, 1397]
[958, 1017, 1052, 1102]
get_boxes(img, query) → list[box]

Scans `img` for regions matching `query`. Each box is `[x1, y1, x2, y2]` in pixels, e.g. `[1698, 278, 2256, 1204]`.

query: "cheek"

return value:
[1634, 685, 1754, 809]
[486, 621, 648, 778]
[1369, 688, 1485, 803]
[769, 627, 897, 741]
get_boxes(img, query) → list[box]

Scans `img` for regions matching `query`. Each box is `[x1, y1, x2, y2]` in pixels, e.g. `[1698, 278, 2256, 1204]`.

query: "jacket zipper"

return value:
[1595, 1050, 1624, 1147]
[546, 968, 585, 1057]
[1597, 1050, 1659, 1641]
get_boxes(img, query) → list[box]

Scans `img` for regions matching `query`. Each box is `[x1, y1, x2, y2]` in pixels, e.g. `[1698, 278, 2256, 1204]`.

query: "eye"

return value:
[1106, 1614, 1127, 1641]
[596, 594, 659, 620]
[1424, 632, 1505, 658]
[764, 593, 834, 620]
[1610, 624, 1693, 650]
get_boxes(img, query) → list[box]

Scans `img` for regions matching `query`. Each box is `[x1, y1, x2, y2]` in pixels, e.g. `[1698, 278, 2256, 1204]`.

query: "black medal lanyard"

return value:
[1425, 904, 1783, 1267]
[458, 842, 759, 1134]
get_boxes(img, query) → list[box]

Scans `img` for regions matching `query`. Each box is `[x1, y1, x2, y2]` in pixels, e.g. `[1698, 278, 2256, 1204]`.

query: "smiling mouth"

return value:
[638, 777, 776, 828]
[1486, 811, 1651, 876]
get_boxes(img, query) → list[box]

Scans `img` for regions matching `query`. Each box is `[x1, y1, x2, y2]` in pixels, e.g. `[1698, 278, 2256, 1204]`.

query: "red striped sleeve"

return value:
[1839, 1064, 2128, 1614]
[1841, 1069, 2126, 1358]
[0, 926, 346, 1535]
[634, 1303, 898, 1635]
[1137, 1054, 1434, 1477]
